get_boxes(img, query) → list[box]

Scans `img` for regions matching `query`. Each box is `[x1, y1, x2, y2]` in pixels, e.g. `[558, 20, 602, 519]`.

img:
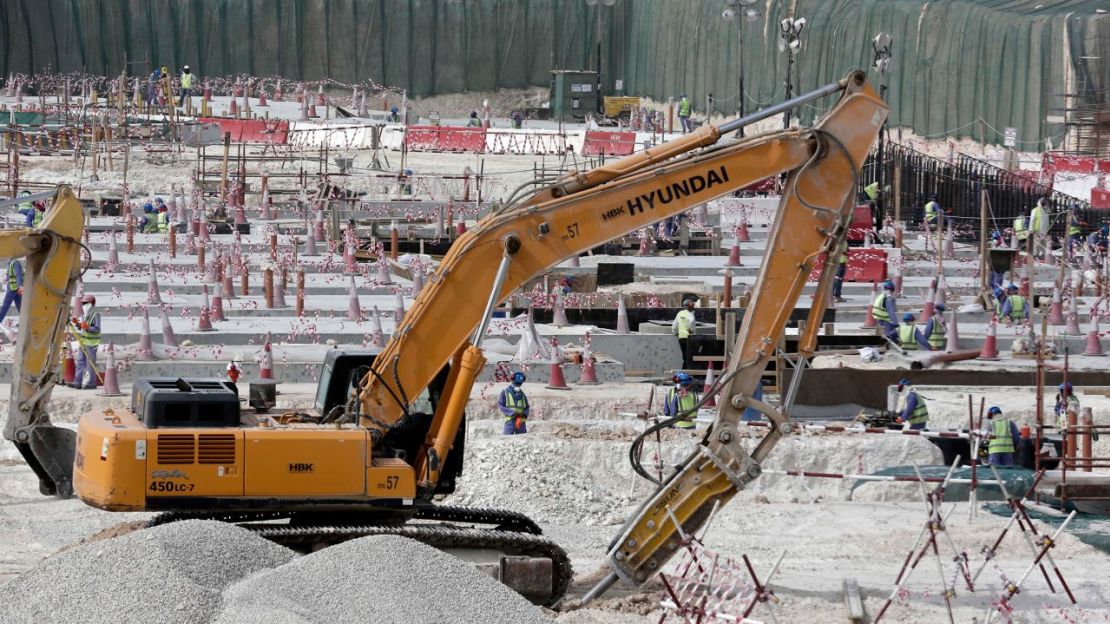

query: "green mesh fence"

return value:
[1, 1, 1106, 148]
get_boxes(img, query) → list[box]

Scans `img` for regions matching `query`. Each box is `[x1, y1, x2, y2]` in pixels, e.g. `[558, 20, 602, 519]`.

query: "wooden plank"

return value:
[842, 578, 865, 622]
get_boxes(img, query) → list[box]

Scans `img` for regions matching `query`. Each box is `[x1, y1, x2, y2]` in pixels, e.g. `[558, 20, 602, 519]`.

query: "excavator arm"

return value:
[359, 70, 886, 513]
[1, 186, 87, 497]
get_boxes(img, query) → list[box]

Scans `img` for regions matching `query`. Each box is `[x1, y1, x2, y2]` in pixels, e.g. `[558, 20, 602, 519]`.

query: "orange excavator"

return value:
[6, 71, 886, 605]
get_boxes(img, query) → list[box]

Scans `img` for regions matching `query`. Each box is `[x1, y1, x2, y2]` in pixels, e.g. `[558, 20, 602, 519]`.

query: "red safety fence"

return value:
[845, 205, 875, 242]
[199, 118, 289, 144]
[403, 126, 487, 153]
[809, 248, 888, 283]
[581, 130, 636, 156]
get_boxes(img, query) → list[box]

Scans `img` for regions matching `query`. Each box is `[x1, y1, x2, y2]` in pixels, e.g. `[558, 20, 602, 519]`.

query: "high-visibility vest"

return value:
[678, 99, 691, 117]
[7, 261, 20, 291]
[872, 292, 891, 322]
[1056, 395, 1080, 430]
[837, 241, 849, 265]
[1005, 295, 1026, 321]
[181, 72, 194, 89]
[898, 323, 917, 350]
[907, 392, 928, 426]
[927, 317, 946, 350]
[157, 212, 170, 233]
[502, 388, 528, 420]
[1013, 216, 1029, 241]
[674, 309, 695, 339]
[467, 118, 482, 127]
[864, 182, 879, 200]
[667, 387, 698, 428]
[1068, 216, 1081, 237]
[988, 418, 1015, 454]
[924, 201, 939, 224]
[1030, 206, 1046, 234]
[32, 209, 43, 227]
[78, 307, 102, 347]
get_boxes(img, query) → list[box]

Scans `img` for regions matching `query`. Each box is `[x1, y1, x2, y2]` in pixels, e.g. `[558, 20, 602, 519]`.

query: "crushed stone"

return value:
[213, 534, 553, 624]
[0, 520, 293, 624]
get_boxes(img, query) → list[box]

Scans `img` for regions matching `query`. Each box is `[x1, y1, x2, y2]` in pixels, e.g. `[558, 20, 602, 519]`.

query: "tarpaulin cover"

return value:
[1, 1, 1106, 148]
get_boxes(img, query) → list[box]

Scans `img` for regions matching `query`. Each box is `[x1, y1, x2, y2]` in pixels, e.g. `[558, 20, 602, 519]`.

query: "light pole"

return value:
[721, 0, 761, 137]
[585, 0, 617, 115]
[778, 16, 806, 129]
[872, 33, 893, 222]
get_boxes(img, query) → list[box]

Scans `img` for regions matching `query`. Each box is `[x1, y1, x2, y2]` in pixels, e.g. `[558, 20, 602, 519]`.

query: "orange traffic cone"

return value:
[161, 307, 178, 347]
[979, 317, 1000, 361]
[147, 259, 163, 304]
[578, 355, 601, 385]
[100, 342, 124, 396]
[944, 311, 960, 353]
[62, 348, 76, 384]
[346, 276, 363, 322]
[737, 221, 751, 242]
[137, 308, 157, 361]
[616, 294, 630, 334]
[725, 243, 742, 267]
[259, 333, 274, 380]
[860, 283, 878, 329]
[370, 306, 385, 348]
[1084, 317, 1104, 356]
[196, 285, 215, 331]
[211, 281, 228, 322]
[1065, 309, 1082, 336]
[702, 360, 717, 407]
[1048, 287, 1065, 325]
[545, 339, 570, 390]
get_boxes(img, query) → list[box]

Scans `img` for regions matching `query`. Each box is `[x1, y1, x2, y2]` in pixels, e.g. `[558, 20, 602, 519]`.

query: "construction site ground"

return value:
[1, 382, 1108, 623]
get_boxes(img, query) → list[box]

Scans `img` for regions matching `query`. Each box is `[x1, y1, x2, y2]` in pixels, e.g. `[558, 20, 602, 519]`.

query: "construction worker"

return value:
[895, 378, 928, 430]
[1066, 204, 1084, 258]
[831, 238, 849, 303]
[985, 406, 1019, 466]
[510, 111, 524, 129]
[29, 200, 45, 227]
[923, 303, 947, 351]
[898, 313, 929, 351]
[70, 294, 101, 390]
[923, 194, 941, 228]
[1000, 284, 1029, 324]
[1087, 224, 1108, 259]
[178, 65, 194, 107]
[389, 106, 401, 123]
[498, 371, 530, 435]
[147, 67, 162, 105]
[0, 259, 23, 324]
[664, 372, 699, 429]
[226, 359, 243, 384]
[677, 94, 692, 133]
[672, 298, 697, 370]
[139, 202, 158, 233]
[1054, 382, 1080, 432]
[467, 111, 482, 128]
[157, 204, 171, 233]
[871, 280, 899, 342]
[15, 190, 34, 226]
[1013, 207, 1030, 245]
[1030, 198, 1048, 237]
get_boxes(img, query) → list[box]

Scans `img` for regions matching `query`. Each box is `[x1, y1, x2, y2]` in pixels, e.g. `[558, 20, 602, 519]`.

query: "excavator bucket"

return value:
[17, 424, 76, 497]
[1, 185, 86, 498]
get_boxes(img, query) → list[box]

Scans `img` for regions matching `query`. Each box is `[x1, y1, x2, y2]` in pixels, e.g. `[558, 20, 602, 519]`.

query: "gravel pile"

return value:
[449, 438, 633, 525]
[213, 535, 554, 624]
[0, 520, 293, 624]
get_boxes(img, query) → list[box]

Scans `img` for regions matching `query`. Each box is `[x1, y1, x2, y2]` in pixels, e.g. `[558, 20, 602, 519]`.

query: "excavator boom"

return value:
[1, 186, 86, 497]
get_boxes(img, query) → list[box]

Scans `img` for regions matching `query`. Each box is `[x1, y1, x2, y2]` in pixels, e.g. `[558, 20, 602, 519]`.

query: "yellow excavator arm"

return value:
[357, 71, 886, 597]
[1, 186, 87, 497]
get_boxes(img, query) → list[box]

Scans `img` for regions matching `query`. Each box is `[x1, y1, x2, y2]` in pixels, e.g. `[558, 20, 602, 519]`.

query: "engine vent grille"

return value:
[156, 434, 195, 464]
[198, 434, 236, 465]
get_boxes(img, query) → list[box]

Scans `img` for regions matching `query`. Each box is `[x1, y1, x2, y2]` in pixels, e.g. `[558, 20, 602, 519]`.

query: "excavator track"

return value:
[145, 505, 569, 605]
[249, 523, 571, 605]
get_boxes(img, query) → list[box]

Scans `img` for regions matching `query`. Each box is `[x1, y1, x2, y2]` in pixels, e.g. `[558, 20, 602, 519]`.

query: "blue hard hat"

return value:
[897, 378, 911, 388]
[934, 303, 946, 312]
[988, 406, 1002, 416]
[1007, 283, 1018, 291]
[676, 372, 693, 386]
[902, 313, 915, 322]
[883, 280, 895, 290]
[993, 287, 1003, 297]
[391, 106, 398, 113]
[143, 202, 154, 213]
[512, 371, 526, 385]
[1060, 382, 1072, 392]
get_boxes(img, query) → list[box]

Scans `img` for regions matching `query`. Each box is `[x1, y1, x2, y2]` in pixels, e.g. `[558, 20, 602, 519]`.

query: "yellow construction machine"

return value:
[6, 71, 887, 605]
